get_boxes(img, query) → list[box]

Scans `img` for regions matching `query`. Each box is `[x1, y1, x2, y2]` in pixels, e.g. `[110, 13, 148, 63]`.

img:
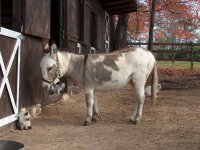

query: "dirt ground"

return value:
[2, 74, 200, 150]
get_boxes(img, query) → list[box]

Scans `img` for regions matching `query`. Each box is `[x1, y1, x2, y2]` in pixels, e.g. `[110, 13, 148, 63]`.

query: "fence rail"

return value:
[129, 42, 200, 70]
[130, 42, 200, 46]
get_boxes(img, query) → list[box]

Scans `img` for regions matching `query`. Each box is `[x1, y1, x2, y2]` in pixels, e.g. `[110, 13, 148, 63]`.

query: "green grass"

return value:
[157, 61, 200, 69]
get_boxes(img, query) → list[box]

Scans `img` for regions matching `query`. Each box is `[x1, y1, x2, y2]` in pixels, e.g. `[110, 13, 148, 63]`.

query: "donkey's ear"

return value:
[50, 43, 59, 57]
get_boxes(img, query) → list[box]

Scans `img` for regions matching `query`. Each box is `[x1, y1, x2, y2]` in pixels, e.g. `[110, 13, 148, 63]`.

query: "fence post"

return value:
[172, 44, 175, 63]
[139, 41, 141, 47]
[190, 42, 194, 71]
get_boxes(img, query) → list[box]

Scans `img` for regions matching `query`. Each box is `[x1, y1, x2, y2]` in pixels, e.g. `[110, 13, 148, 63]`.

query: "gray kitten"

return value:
[50, 83, 65, 94]
[145, 84, 161, 97]
[18, 108, 32, 130]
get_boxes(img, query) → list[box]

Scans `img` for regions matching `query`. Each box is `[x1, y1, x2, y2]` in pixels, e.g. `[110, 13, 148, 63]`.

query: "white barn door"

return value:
[0, 27, 22, 127]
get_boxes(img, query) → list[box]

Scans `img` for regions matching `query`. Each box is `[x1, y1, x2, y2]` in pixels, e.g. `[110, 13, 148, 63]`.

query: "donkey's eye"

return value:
[47, 67, 53, 72]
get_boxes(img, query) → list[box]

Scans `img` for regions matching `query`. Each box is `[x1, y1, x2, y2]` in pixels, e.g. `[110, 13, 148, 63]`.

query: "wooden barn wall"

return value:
[66, 0, 106, 53]
[0, 35, 17, 118]
[87, 0, 106, 52]
[19, 36, 44, 108]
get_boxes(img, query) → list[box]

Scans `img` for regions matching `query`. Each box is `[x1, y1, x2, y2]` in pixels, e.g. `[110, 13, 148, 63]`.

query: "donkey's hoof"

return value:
[92, 114, 99, 122]
[83, 121, 92, 126]
[129, 119, 140, 125]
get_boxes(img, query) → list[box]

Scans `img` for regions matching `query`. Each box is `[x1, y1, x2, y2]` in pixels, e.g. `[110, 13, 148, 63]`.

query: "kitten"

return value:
[49, 82, 65, 94]
[145, 84, 161, 97]
[18, 108, 32, 130]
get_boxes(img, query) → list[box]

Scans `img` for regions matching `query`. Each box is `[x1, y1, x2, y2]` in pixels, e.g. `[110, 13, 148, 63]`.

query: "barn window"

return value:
[90, 11, 97, 53]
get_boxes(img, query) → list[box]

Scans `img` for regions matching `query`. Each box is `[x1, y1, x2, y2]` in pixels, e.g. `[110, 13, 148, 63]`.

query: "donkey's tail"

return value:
[151, 62, 158, 106]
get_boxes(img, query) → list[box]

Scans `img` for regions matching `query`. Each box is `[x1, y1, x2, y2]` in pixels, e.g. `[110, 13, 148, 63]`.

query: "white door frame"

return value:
[0, 27, 22, 127]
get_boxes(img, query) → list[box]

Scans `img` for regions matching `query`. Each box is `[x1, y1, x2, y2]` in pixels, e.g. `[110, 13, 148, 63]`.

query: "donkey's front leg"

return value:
[84, 91, 94, 126]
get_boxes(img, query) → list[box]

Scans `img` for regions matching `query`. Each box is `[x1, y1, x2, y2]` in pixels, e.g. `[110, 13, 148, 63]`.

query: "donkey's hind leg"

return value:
[130, 78, 146, 124]
[84, 90, 94, 126]
[92, 94, 99, 122]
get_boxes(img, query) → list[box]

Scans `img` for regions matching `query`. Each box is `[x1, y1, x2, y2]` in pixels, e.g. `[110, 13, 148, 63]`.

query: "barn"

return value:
[0, 0, 137, 133]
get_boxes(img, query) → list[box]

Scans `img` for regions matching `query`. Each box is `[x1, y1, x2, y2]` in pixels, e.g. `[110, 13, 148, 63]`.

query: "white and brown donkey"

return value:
[40, 43, 158, 125]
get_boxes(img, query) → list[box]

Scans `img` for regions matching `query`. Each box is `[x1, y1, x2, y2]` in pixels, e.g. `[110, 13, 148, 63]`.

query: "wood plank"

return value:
[99, 0, 132, 3]
[152, 50, 194, 53]
[99, 0, 137, 14]
[24, 0, 50, 38]
[106, 4, 135, 11]
[102, 1, 132, 7]
[67, 0, 78, 40]
[109, 8, 136, 15]
[20, 36, 44, 108]
[83, 5, 91, 46]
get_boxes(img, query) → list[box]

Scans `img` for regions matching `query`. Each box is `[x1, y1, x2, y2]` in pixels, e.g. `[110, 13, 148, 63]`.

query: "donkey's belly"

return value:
[93, 65, 133, 90]
[94, 74, 131, 90]
[95, 81, 129, 90]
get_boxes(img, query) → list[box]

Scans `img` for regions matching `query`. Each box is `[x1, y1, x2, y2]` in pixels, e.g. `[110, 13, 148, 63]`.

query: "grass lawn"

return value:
[157, 61, 200, 69]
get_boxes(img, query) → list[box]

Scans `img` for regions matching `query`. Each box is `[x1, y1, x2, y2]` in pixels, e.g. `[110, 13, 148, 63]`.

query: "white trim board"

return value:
[0, 27, 22, 127]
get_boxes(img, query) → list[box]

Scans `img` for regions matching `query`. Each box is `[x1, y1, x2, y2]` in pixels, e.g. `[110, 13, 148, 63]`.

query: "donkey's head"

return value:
[40, 43, 61, 89]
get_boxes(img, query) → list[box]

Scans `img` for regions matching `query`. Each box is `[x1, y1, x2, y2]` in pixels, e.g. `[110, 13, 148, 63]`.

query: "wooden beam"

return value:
[102, 1, 131, 7]
[99, 0, 137, 14]
[106, 4, 135, 11]
[109, 8, 136, 15]
[99, 0, 131, 3]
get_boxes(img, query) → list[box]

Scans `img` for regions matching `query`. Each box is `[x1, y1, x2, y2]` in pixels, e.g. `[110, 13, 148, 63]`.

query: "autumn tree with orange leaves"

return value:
[128, 0, 200, 43]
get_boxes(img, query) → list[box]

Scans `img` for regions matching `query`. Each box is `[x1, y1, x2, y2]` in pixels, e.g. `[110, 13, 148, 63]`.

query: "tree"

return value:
[128, 0, 200, 43]
[148, 0, 156, 51]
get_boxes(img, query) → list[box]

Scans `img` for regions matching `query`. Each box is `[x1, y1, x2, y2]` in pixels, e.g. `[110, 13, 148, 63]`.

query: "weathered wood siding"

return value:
[83, 3, 91, 47]
[67, 0, 78, 41]
[24, 0, 50, 38]
[20, 36, 44, 108]
[65, 0, 106, 53]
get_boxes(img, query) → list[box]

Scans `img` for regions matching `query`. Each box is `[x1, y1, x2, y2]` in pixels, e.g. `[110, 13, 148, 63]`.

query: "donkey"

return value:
[40, 43, 158, 126]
